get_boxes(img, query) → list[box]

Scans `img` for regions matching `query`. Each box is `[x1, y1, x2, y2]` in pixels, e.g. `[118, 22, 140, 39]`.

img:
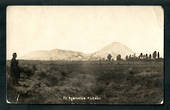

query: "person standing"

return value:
[10, 53, 20, 85]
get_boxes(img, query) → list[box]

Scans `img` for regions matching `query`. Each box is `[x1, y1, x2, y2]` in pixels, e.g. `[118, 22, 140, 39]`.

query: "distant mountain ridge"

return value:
[20, 42, 134, 60]
[21, 49, 89, 61]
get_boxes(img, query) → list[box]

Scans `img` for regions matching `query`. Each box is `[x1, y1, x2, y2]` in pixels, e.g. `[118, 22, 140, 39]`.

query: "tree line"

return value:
[106, 51, 162, 61]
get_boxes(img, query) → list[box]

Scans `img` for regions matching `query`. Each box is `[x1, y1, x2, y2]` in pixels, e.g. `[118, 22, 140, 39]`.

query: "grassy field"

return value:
[6, 60, 163, 104]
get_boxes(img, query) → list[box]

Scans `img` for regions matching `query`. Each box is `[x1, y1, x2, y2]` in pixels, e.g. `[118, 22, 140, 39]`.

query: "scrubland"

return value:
[6, 60, 163, 104]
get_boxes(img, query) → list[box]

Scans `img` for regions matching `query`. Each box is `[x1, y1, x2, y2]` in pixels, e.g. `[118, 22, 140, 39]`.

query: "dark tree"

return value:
[158, 52, 160, 59]
[116, 54, 121, 61]
[126, 55, 128, 61]
[149, 54, 152, 59]
[140, 53, 143, 56]
[153, 51, 157, 59]
[129, 55, 131, 60]
[146, 54, 148, 59]
[139, 53, 143, 59]
[107, 54, 112, 61]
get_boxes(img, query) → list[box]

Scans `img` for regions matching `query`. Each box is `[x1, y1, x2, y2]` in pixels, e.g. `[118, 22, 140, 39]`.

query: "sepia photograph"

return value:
[6, 6, 164, 104]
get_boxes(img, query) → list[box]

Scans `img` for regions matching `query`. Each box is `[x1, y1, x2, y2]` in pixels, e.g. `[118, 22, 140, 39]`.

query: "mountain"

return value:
[20, 49, 89, 61]
[91, 42, 134, 59]
[20, 42, 134, 60]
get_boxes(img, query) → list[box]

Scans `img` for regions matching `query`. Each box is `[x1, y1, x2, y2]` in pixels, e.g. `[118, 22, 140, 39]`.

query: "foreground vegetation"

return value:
[6, 60, 163, 104]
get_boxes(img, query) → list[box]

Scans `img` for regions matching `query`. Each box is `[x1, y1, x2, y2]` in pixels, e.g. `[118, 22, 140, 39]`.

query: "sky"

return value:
[7, 6, 164, 59]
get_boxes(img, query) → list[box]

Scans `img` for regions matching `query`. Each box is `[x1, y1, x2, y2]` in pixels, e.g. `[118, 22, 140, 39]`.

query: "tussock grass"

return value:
[6, 60, 163, 104]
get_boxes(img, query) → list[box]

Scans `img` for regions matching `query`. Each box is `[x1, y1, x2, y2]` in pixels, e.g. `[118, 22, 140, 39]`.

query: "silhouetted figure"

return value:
[10, 53, 20, 85]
